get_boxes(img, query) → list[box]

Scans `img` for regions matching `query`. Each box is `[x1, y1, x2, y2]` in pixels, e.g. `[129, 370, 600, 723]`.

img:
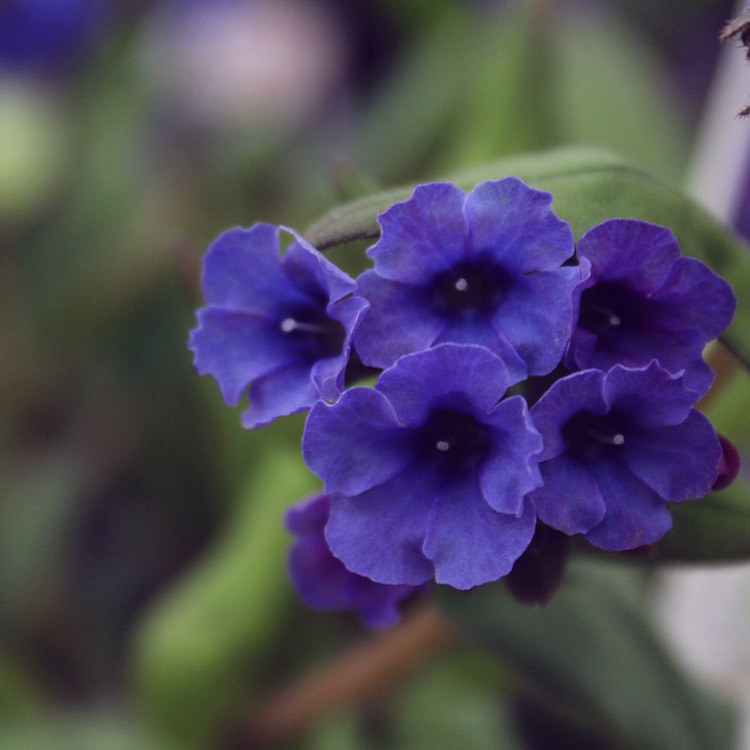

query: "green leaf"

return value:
[0, 651, 46, 721]
[438, 561, 737, 750]
[302, 713, 373, 750]
[654, 480, 750, 562]
[435, 3, 558, 173]
[305, 146, 750, 371]
[348, 7, 473, 185]
[133, 420, 319, 748]
[551, 6, 688, 182]
[390, 656, 523, 750]
[0, 714, 178, 750]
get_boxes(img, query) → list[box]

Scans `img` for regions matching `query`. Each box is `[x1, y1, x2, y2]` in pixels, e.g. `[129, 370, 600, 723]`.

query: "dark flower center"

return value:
[278, 302, 346, 362]
[562, 409, 627, 463]
[418, 406, 491, 477]
[578, 281, 645, 340]
[430, 259, 510, 318]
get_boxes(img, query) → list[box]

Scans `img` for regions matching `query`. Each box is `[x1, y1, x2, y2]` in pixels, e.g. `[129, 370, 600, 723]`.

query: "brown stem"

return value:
[236, 605, 456, 747]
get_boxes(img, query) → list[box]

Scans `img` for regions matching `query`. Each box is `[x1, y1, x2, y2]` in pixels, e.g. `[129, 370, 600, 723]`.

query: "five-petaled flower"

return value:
[189, 223, 368, 427]
[567, 219, 736, 396]
[528, 361, 722, 550]
[302, 343, 543, 590]
[354, 178, 584, 382]
[286, 494, 425, 628]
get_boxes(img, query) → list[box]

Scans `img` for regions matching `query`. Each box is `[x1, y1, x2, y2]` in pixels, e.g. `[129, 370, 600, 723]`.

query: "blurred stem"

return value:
[686, 0, 750, 406]
[686, 0, 750, 226]
[234, 605, 455, 747]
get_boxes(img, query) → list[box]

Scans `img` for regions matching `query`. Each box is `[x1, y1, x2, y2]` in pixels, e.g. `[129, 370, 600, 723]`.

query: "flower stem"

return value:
[686, 0, 750, 226]
[235, 605, 455, 747]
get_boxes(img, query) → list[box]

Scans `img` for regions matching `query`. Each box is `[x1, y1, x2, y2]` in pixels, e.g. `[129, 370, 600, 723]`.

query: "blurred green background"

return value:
[1, 1, 748, 748]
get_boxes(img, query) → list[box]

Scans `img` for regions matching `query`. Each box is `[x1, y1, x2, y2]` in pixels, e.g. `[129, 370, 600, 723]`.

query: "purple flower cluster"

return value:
[190, 178, 737, 625]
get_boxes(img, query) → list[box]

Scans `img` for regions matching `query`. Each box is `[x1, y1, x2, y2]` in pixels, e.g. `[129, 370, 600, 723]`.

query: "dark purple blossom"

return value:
[189, 223, 368, 428]
[567, 219, 736, 396]
[528, 362, 722, 551]
[714, 435, 741, 491]
[286, 494, 424, 628]
[302, 343, 543, 590]
[354, 178, 583, 382]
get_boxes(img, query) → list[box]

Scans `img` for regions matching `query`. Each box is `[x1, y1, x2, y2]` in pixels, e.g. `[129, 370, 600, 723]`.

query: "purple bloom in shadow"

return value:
[567, 219, 736, 396]
[354, 178, 582, 382]
[286, 494, 425, 628]
[713, 434, 741, 491]
[189, 223, 368, 427]
[302, 343, 543, 590]
[0, 0, 107, 73]
[529, 362, 722, 551]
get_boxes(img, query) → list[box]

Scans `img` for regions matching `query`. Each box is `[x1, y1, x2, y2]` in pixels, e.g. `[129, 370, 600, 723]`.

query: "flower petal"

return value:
[368, 182, 469, 284]
[433, 318, 528, 384]
[202, 224, 309, 312]
[464, 178, 574, 271]
[570, 303, 709, 386]
[493, 266, 581, 375]
[584, 459, 673, 550]
[311, 293, 369, 401]
[242, 362, 318, 428]
[655, 255, 736, 341]
[286, 494, 418, 628]
[576, 219, 680, 294]
[302, 388, 413, 496]
[621, 411, 721, 501]
[353, 271, 443, 368]
[326, 471, 435, 586]
[282, 229, 358, 302]
[602, 362, 697, 428]
[480, 395, 543, 516]
[529, 456, 606, 535]
[424, 487, 536, 589]
[190, 308, 296, 405]
[530, 370, 608, 461]
[286, 493, 329, 535]
[375, 343, 512, 426]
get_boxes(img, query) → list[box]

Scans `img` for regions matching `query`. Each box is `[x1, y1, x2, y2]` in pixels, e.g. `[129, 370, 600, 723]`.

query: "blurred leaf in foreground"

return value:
[439, 560, 737, 750]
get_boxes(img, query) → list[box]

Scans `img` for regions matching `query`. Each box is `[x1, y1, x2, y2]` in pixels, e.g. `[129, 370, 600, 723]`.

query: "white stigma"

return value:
[587, 428, 626, 446]
[454, 277, 468, 292]
[591, 304, 621, 327]
[280, 317, 328, 335]
[436, 440, 450, 452]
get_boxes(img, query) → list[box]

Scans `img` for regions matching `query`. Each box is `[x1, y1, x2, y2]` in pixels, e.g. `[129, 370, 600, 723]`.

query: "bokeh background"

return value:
[2, 1, 750, 748]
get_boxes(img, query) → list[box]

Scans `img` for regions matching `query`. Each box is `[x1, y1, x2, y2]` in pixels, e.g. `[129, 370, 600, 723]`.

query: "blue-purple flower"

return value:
[353, 178, 583, 382]
[189, 223, 368, 428]
[302, 343, 543, 590]
[567, 219, 736, 396]
[286, 494, 424, 628]
[0, 0, 107, 73]
[528, 362, 722, 551]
